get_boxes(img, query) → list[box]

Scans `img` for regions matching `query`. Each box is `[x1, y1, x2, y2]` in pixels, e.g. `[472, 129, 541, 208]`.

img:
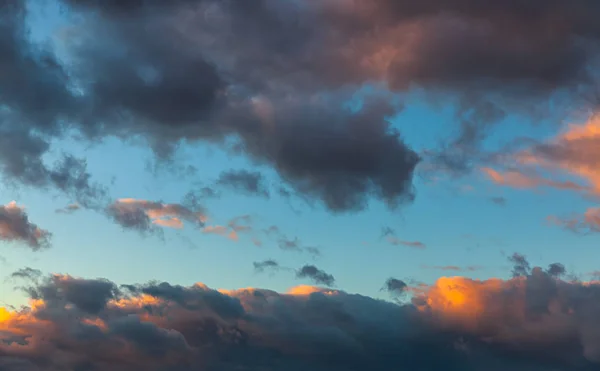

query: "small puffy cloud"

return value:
[296, 264, 336, 287]
[107, 199, 206, 233]
[0, 201, 51, 250]
[382, 278, 408, 298]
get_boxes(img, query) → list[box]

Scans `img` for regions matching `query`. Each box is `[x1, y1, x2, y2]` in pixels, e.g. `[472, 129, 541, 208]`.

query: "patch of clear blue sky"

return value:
[2, 0, 600, 308]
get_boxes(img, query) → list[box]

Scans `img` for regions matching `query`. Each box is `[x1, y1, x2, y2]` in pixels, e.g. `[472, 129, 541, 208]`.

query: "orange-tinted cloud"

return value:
[481, 167, 589, 192]
[548, 207, 600, 234]
[2, 263, 599, 370]
[483, 115, 600, 197]
[107, 198, 207, 232]
[0, 201, 51, 250]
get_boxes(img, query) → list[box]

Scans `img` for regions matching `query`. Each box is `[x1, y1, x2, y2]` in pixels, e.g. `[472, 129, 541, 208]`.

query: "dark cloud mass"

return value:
[5, 0, 599, 210]
[2, 265, 600, 370]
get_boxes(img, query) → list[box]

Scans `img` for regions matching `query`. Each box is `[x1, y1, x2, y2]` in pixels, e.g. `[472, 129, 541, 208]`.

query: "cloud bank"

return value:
[2, 262, 600, 370]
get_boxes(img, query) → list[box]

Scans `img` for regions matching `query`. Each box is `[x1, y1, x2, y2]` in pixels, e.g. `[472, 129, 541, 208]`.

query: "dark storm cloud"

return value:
[216, 169, 270, 198]
[0, 202, 51, 250]
[296, 264, 336, 287]
[5, 264, 600, 370]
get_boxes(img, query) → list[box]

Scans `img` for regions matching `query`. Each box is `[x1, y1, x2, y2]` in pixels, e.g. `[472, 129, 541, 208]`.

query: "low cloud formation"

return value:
[0, 202, 50, 250]
[296, 265, 336, 287]
[3, 262, 600, 370]
[216, 170, 270, 198]
[107, 199, 206, 233]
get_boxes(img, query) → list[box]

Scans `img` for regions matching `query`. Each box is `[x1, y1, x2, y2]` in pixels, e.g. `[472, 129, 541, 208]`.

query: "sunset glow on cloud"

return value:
[3, 0, 600, 370]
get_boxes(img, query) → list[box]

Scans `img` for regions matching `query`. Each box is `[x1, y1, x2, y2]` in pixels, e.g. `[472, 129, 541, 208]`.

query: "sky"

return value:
[2, 0, 600, 370]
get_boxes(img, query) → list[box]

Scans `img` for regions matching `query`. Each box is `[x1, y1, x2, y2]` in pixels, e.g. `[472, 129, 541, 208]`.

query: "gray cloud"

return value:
[382, 277, 408, 297]
[216, 169, 270, 198]
[490, 196, 507, 206]
[253, 259, 281, 273]
[0, 201, 51, 250]
[296, 264, 336, 287]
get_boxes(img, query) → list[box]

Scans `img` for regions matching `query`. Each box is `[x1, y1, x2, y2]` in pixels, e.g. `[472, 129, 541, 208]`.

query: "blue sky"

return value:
[2, 0, 600, 310]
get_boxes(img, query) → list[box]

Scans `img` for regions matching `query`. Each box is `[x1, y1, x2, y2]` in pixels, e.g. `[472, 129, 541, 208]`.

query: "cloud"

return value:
[202, 225, 238, 241]
[386, 236, 426, 249]
[489, 196, 507, 206]
[296, 265, 336, 287]
[4, 263, 600, 370]
[55, 203, 81, 214]
[0, 202, 51, 250]
[216, 170, 270, 198]
[202, 215, 255, 242]
[482, 167, 589, 192]
[382, 278, 408, 298]
[5, 0, 600, 211]
[107, 199, 206, 233]
[253, 259, 281, 273]
[549, 207, 600, 234]
[423, 265, 482, 272]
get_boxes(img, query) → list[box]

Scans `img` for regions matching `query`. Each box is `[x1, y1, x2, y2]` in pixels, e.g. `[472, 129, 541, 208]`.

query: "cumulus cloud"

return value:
[0, 202, 51, 250]
[107, 198, 206, 233]
[3, 263, 600, 370]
